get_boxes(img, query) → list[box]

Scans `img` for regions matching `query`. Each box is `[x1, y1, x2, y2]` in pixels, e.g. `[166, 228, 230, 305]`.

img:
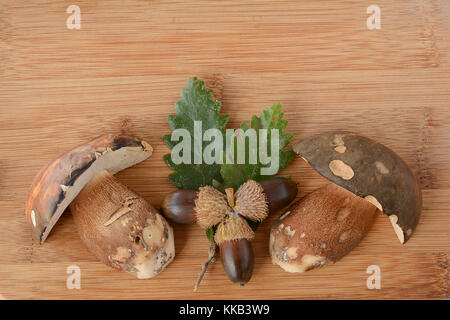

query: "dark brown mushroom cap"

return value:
[26, 134, 153, 243]
[293, 131, 422, 243]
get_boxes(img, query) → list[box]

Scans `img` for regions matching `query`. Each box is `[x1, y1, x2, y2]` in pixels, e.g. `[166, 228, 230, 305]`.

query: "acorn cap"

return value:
[214, 214, 255, 244]
[195, 186, 231, 228]
[234, 180, 268, 222]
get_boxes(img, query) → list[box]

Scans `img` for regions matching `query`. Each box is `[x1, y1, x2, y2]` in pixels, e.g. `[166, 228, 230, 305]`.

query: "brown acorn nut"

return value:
[293, 131, 422, 244]
[220, 239, 255, 285]
[270, 183, 378, 273]
[161, 190, 198, 224]
[215, 214, 255, 285]
[259, 177, 298, 213]
[26, 134, 175, 279]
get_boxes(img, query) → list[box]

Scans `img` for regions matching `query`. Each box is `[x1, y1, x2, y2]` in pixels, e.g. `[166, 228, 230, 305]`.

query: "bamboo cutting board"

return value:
[0, 0, 449, 300]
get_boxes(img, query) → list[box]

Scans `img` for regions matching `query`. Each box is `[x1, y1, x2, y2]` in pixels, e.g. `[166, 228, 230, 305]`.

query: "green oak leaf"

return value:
[163, 77, 229, 189]
[220, 102, 295, 190]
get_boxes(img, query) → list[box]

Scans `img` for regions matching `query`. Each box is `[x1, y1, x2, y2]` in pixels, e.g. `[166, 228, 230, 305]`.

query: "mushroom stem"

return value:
[69, 170, 175, 279]
[70, 171, 140, 231]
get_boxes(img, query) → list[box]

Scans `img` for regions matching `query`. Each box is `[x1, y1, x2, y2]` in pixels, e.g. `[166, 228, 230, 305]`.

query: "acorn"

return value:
[161, 189, 198, 224]
[197, 180, 267, 286]
[220, 240, 254, 285]
[160, 177, 298, 224]
[259, 177, 298, 212]
[215, 214, 255, 285]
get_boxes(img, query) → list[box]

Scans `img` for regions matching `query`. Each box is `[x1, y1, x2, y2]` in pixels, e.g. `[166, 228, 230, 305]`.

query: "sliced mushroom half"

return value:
[293, 131, 422, 243]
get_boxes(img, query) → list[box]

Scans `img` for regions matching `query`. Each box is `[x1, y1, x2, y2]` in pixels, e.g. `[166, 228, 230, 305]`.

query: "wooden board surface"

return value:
[1, 0, 449, 300]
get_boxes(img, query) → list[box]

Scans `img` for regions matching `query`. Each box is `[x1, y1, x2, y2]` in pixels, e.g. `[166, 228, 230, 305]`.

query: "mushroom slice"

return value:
[293, 131, 422, 243]
[26, 134, 153, 243]
[270, 184, 378, 273]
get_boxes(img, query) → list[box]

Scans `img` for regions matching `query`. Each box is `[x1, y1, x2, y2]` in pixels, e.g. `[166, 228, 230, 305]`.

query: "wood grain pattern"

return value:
[0, 0, 449, 299]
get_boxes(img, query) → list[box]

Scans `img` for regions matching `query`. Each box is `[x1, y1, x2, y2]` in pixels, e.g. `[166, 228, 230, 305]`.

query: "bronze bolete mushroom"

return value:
[270, 131, 422, 274]
[26, 134, 175, 279]
[293, 131, 422, 244]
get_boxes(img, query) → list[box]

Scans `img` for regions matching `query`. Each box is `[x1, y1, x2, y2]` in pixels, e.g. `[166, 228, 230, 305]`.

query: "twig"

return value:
[194, 244, 217, 292]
